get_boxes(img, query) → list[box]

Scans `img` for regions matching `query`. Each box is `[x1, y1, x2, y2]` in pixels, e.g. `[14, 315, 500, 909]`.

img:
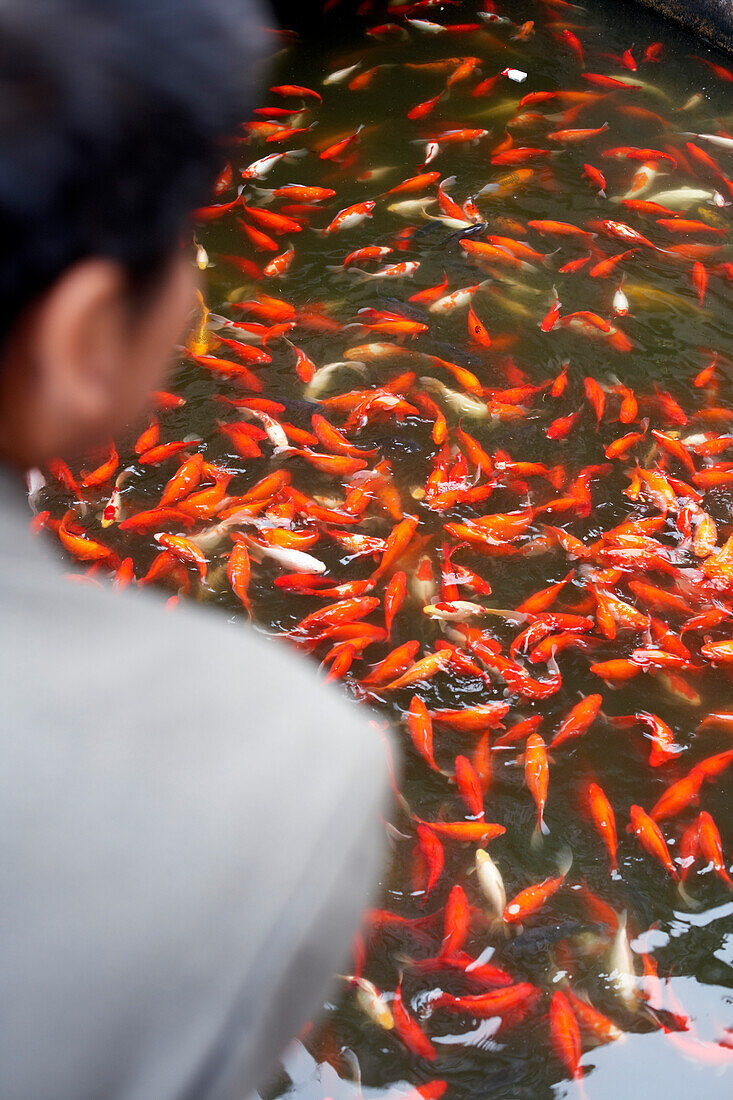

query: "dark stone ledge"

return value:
[267, 0, 733, 53]
[632, 0, 733, 53]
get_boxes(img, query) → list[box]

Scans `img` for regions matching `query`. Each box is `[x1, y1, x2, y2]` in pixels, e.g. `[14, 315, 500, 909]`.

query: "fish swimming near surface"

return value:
[35, 0, 733, 1093]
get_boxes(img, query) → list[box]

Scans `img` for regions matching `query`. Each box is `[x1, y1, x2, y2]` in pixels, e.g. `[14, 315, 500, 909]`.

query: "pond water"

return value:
[36, 1, 733, 1097]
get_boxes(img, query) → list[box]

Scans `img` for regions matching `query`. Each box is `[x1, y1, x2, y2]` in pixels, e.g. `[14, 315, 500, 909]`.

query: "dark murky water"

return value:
[37, 1, 733, 1097]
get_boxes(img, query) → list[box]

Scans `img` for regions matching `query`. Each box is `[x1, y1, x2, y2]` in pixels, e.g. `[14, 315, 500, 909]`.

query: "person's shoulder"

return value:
[0, 560, 390, 1100]
[1, 557, 386, 789]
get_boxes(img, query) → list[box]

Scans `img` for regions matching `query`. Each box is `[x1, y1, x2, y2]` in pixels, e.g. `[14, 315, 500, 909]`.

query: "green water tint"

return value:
[37, 0, 733, 1095]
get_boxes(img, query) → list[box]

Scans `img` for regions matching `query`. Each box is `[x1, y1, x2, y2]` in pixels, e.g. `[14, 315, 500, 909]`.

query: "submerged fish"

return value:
[38, 1, 733, 1094]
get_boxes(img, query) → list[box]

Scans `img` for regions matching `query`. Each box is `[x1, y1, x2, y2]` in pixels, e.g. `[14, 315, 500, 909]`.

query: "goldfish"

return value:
[322, 200, 376, 234]
[81, 443, 119, 489]
[193, 190, 243, 221]
[475, 848, 507, 920]
[608, 912, 639, 1011]
[582, 72, 641, 90]
[566, 988, 623, 1044]
[697, 811, 733, 889]
[585, 781, 618, 872]
[153, 533, 207, 581]
[318, 125, 364, 161]
[588, 219, 656, 248]
[627, 805, 678, 879]
[226, 540, 252, 615]
[552, 694, 602, 748]
[414, 818, 505, 845]
[503, 855, 571, 923]
[433, 983, 539, 1017]
[407, 696, 440, 773]
[548, 123, 609, 143]
[525, 733, 550, 839]
[478, 167, 546, 198]
[430, 702, 510, 731]
[58, 510, 117, 565]
[549, 992, 583, 1079]
[529, 218, 595, 241]
[393, 977, 437, 1060]
[344, 975, 394, 1029]
[41, 7, 733, 1091]
[649, 769, 703, 821]
[561, 28, 585, 65]
[428, 282, 486, 314]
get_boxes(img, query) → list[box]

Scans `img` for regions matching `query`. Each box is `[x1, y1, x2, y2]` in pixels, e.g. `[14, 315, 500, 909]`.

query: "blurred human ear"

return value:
[0, 259, 129, 466]
[0, 253, 196, 468]
[36, 258, 129, 442]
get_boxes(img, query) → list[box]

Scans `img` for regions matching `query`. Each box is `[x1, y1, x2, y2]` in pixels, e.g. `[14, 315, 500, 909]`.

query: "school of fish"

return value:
[32, 0, 733, 1094]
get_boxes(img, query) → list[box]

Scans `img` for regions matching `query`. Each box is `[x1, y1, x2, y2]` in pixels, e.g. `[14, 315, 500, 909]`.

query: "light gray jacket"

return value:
[0, 467, 389, 1100]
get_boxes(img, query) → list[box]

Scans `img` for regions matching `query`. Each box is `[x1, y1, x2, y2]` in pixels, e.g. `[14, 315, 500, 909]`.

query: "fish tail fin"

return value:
[538, 168, 560, 193]
[490, 916, 511, 939]
[252, 187, 275, 204]
[531, 817, 549, 849]
[676, 879, 701, 910]
[558, 846, 574, 878]
[347, 268, 373, 284]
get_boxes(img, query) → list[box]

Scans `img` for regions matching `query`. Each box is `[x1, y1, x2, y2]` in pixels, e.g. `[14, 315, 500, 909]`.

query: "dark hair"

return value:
[0, 0, 270, 330]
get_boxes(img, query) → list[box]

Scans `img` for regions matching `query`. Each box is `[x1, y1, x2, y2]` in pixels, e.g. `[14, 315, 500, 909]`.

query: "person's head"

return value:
[0, 0, 269, 467]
